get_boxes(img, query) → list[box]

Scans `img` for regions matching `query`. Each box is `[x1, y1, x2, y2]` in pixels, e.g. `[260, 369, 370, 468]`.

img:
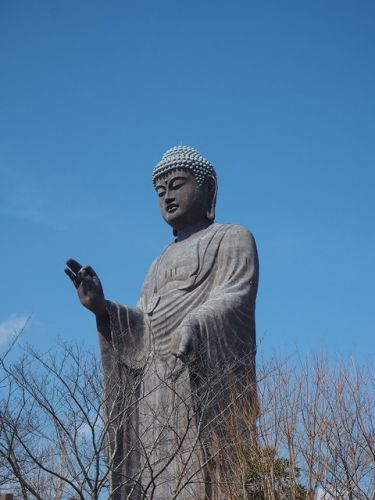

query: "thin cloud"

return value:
[0, 314, 29, 347]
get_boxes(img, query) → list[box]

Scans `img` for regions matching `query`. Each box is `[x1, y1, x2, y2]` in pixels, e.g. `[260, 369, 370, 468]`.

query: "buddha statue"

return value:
[65, 146, 259, 499]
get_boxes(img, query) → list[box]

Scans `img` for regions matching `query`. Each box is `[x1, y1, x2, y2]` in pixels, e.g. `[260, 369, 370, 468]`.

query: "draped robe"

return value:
[98, 223, 258, 499]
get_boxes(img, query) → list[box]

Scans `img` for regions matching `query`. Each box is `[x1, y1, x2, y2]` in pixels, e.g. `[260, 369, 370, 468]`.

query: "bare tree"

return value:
[0, 342, 373, 499]
[0, 342, 110, 499]
[218, 355, 374, 500]
[0, 341, 257, 499]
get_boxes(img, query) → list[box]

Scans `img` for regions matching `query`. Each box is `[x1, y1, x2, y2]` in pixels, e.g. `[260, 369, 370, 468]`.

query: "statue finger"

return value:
[176, 343, 190, 363]
[64, 268, 81, 288]
[171, 348, 185, 362]
[177, 332, 193, 359]
[66, 258, 83, 274]
[83, 265, 97, 277]
[78, 268, 89, 279]
[168, 358, 186, 381]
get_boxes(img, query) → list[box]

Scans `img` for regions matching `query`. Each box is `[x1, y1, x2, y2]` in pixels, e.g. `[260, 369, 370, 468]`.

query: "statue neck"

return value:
[175, 219, 212, 242]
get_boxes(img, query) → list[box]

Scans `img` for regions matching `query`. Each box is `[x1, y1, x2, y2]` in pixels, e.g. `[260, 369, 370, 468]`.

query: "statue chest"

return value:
[153, 242, 199, 292]
[139, 225, 223, 316]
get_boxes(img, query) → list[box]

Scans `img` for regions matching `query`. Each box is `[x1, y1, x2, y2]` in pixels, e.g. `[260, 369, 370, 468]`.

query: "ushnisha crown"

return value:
[152, 146, 216, 186]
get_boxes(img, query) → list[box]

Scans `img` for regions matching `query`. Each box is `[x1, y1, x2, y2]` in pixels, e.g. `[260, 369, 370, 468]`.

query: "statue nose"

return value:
[165, 193, 175, 203]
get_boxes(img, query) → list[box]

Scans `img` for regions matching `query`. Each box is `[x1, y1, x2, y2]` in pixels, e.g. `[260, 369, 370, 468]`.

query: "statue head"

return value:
[152, 146, 218, 233]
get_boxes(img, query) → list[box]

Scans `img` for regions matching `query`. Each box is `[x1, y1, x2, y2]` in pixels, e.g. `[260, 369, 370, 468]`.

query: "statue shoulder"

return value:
[215, 223, 256, 246]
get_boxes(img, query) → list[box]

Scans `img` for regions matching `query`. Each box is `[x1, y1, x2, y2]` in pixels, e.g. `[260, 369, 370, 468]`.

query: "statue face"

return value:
[155, 170, 208, 231]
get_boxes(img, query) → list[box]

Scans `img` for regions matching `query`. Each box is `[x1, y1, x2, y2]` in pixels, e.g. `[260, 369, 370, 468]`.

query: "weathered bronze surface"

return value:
[65, 146, 259, 499]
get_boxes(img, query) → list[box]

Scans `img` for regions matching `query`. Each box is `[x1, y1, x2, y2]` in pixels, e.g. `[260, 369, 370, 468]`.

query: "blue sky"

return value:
[1, 1, 374, 362]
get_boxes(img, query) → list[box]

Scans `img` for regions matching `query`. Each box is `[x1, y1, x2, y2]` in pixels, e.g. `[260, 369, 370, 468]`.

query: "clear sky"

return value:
[1, 1, 374, 362]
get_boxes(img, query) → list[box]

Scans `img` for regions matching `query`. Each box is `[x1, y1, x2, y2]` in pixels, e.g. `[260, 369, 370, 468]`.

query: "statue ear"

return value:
[206, 176, 217, 221]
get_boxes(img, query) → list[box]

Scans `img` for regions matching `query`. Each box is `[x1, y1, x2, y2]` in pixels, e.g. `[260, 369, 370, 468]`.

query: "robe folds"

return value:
[99, 223, 259, 499]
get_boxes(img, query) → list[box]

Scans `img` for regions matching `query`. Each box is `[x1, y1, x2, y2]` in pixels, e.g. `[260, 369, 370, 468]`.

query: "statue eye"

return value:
[158, 191, 165, 198]
[169, 176, 187, 190]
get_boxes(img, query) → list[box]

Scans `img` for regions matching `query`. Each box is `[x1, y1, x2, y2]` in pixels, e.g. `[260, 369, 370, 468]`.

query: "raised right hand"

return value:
[64, 258, 107, 317]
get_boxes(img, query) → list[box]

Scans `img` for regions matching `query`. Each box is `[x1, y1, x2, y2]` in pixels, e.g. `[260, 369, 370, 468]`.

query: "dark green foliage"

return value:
[239, 447, 307, 499]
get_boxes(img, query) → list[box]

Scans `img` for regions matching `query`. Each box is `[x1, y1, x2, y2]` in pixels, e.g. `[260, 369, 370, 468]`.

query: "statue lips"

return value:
[166, 203, 178, 213]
